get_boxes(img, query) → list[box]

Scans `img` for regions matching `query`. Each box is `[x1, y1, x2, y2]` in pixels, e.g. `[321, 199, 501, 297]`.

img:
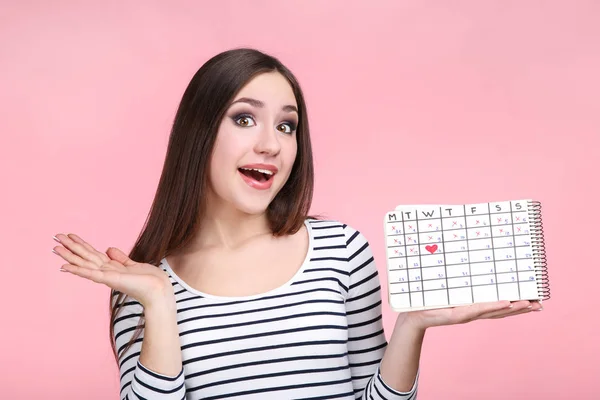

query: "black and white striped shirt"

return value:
[114, 219, 419, 399]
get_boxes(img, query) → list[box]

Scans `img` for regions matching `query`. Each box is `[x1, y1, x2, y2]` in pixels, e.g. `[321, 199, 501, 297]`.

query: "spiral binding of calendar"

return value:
[528, 200, 550, 300]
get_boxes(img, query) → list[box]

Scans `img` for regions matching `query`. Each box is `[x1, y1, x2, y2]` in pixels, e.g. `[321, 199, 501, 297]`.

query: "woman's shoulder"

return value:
[305, 217, 369, 246]
[306, 217, 345, 234]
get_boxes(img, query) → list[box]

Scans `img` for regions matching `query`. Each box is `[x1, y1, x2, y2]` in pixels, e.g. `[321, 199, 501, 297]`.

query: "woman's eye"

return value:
[277, 122, 296, 134]
[234, 115, 255, 127]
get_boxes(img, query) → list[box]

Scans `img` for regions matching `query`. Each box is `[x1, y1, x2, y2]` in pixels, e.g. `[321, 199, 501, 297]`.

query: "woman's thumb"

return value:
[106, 247, 135, 266]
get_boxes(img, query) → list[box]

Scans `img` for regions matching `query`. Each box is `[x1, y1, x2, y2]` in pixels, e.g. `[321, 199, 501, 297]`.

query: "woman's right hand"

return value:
[52, 233, 174, 309]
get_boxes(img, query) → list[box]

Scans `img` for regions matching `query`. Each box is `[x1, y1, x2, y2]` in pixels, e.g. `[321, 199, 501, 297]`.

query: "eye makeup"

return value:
[230, 111, 298, 133]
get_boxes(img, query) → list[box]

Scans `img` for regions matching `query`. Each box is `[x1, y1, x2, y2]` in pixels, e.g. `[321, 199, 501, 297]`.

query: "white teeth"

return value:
[240, 167, 274, 175]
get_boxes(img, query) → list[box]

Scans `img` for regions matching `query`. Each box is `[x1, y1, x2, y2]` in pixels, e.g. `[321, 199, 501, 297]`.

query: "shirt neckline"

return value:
[160, 219, 314, 301]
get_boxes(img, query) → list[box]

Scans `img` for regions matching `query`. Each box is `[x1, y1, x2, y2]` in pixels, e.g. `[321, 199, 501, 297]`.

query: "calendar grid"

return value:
[463, 204, 475, 303]
[385, 199, 543, 310]
[402, 213, 411, 309]
[488, 203, 501, 300]
[510, 201, 522, 299]
[402, 244, 528, 258]
[439, 206, 450, 304]
[415, 211, 425, 306]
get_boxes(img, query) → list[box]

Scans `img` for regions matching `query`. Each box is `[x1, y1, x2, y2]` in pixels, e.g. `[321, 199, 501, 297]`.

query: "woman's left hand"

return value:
[400, 300, 543, 331]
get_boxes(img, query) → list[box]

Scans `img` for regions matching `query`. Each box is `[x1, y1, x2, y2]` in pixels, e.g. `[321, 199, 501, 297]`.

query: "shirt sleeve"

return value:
[112, 296, 187, 399]
[343, 224, 419, 399]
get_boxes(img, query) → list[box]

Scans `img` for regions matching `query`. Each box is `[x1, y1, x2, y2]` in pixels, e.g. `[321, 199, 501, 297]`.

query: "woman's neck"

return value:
[178, 196, 272, 255]
[198, 211, 271, 249]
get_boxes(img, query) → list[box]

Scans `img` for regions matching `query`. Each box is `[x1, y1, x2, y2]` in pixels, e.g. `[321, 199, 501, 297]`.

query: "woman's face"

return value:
[207, 71, 299, 217]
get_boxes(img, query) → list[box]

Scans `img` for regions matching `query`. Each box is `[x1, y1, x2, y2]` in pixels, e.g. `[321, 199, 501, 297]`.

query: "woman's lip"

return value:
[238, 169, 274, 190]
[238, 163, 279, 174]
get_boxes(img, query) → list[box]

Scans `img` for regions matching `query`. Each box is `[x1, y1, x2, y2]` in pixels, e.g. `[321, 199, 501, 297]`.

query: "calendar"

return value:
[383, 199, 549, 311]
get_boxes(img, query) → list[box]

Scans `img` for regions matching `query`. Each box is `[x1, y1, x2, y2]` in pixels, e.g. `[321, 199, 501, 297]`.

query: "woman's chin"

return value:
[231, 197, 273, 217]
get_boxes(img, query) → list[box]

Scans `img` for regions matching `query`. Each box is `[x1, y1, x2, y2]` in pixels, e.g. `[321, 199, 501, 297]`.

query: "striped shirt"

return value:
[114, 219, 419, 399]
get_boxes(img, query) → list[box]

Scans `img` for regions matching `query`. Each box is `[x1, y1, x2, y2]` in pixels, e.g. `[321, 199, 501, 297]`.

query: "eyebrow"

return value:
[230, 97, 298, 114]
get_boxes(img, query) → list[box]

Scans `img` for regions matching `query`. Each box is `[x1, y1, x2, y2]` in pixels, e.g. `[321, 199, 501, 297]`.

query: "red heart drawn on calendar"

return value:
[425, 245, 438, 254]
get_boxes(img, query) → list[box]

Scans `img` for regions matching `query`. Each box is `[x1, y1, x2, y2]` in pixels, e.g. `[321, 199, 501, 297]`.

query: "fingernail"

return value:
[59, 267, 67, 272]
[527, 305, 533, 309]
[53, 236, 61, 243]
[535, 307, 543, 311]
[52, 249, 57, 255]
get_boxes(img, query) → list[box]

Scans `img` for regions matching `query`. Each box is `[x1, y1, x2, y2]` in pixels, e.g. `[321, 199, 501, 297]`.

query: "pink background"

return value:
[2, 1, 598, 398]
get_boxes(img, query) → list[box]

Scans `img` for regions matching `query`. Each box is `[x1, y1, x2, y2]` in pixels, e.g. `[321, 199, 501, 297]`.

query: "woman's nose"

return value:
[254, 126, 281, 156]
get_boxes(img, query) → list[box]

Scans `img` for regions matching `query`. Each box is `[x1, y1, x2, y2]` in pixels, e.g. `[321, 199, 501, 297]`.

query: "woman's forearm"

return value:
[379, 313, 425, 392]
[138, 297, 183, 377]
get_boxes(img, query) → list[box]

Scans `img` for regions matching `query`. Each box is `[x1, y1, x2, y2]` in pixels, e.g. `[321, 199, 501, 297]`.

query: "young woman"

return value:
[52, 48, 542, 399]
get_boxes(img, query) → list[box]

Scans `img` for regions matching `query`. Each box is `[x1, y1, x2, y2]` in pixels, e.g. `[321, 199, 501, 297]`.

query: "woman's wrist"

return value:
[144, 292, 178, 318]
[394, 311, 429, 334]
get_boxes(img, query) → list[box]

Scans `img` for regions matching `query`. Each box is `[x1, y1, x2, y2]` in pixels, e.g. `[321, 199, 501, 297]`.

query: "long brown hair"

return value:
[109, 47, 316, 365]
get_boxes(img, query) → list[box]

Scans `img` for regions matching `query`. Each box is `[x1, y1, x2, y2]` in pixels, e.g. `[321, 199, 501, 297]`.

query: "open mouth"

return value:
[238, 167, 275, 183]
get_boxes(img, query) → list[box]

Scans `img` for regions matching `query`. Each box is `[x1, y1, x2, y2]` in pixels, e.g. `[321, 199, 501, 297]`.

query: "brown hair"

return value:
[109, 47, 316, 365]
